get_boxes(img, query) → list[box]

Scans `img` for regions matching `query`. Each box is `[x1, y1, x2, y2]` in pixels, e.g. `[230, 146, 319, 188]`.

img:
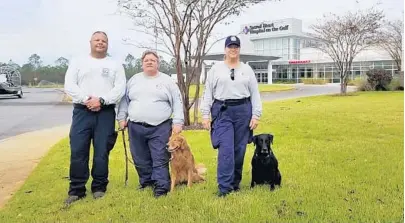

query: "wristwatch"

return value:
[99, 97, 106, 106]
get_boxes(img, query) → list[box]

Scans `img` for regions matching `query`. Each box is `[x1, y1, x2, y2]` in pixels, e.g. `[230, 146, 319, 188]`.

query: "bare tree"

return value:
[117, 0, 275, 126]
[378, 20, 403, 71]
[309, 8, 384, 94]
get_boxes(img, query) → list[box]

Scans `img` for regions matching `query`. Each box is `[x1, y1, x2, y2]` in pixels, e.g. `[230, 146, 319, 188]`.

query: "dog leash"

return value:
[119, 128, 129, 187]
[119, 128, 172, 186]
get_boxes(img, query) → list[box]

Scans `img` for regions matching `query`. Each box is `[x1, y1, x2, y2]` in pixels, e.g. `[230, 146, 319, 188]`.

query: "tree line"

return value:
[0, 53, 182, 85]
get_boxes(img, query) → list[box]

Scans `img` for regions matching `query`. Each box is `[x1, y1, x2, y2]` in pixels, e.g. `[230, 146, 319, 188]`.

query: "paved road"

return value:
[261, 84, 356, 101]
[0, 84, 356, 140]
[0, 88, 72, 140]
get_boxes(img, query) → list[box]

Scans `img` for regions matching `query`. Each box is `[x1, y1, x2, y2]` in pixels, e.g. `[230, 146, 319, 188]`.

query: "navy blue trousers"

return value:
[68, 105, 117, 197]
[128, 119, 172, 193]
[210, 100, 252, 193]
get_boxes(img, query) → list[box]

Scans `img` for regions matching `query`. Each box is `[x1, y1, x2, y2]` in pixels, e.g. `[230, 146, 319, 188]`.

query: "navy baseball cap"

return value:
[225, 35, 240, 47]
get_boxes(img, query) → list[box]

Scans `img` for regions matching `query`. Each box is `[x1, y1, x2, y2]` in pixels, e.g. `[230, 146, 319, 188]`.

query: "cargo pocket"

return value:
[248, 129, 254, 144]
[210, 103, 221, 150]
[107, 131, 118, 152]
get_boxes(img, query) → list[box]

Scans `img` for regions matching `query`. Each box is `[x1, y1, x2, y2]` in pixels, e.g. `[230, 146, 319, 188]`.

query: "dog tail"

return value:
[195, 163, 207, 176]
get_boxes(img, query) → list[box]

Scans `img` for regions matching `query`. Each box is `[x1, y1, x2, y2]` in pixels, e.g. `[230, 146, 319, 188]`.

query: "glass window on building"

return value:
[374, 61, 384, 68]
[270, 39, 276, 50]
[292, 38, 297, 49]
[300, 68, 305, 78]
[276, 49, 282, 57]
[263, 73, 268, 83]
[282, 69, 287, 79]
[307, 68, 313, 78]
[292, 68, 297, 78]
[382, 61, 393, 69]
[254, 40, 263, 51]
[318, 72, 325, 78]
[282, 38, 288, 48]
[255, 73, 260, 81]
[352, 65, 361, 71]
[276, 39, 282, 50]
[264, 40, 270, 51]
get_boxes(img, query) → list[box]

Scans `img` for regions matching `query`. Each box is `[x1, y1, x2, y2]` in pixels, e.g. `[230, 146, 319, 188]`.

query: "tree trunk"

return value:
[174, 36, 191, 126]
[340, 82, 347, 94]
[193, 83, 201, 125]
[340, 76, 348, 94]
[184, 108, 190, 126]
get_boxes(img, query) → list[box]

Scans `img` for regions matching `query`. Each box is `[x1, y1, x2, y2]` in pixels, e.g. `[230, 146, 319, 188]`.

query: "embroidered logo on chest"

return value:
[102, 68, 110, 77]
[156, 83, 163, 90]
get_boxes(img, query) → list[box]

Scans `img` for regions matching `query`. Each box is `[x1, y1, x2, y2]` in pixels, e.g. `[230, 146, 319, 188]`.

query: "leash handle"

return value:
[120, 129, 129, 187]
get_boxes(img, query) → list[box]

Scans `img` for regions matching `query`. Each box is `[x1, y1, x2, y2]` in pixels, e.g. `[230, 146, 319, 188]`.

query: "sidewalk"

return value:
[0, 124, 70, 208]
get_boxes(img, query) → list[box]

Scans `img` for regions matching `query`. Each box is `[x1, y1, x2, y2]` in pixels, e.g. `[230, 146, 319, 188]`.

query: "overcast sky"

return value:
[0, 0, 403, 65]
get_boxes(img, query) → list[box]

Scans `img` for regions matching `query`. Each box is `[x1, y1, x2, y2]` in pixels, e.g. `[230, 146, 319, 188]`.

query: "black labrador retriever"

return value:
[250, 133, 281, 191]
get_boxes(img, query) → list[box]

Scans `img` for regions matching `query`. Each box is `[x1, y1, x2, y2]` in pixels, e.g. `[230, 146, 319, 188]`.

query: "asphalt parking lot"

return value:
[0, 88, 73, 140]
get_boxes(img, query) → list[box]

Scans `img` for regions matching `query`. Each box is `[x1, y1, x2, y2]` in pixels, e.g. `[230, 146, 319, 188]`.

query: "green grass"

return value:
[0, 92, 403, 222]
[189, 84, 294, 98]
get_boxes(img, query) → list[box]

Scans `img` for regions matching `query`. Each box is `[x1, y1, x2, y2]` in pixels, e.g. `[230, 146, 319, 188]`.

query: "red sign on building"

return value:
[288, 60, 311, 64]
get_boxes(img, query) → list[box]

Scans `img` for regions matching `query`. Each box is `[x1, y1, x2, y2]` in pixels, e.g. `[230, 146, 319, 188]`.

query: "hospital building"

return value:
[201, 18, 399, 84]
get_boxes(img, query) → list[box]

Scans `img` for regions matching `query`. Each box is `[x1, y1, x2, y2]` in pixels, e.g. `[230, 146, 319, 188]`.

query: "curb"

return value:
[0, 124, 71, 209]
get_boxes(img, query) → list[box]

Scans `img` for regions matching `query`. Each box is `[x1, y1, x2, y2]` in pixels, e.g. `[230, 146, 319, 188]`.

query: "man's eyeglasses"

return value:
[230, 68, 235, 81]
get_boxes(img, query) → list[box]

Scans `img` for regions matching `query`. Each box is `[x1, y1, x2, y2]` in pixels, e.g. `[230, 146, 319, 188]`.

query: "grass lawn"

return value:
[189, 84, 294, 98]
[0, 92, 403, 222]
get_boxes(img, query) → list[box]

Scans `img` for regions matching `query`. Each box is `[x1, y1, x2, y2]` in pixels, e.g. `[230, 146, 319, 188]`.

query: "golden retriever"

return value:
[167, 133, 206, 192]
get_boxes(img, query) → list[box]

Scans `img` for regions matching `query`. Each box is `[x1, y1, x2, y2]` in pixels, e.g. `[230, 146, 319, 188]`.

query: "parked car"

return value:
[0, 65, 23, 98]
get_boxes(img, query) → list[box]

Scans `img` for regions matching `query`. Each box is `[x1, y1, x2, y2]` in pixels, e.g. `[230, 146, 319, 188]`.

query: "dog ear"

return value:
[252, 135, 258, 146]
[171, 130, 179, 136]
[269, 134, 274, 145]
[180, 136, 188, 150]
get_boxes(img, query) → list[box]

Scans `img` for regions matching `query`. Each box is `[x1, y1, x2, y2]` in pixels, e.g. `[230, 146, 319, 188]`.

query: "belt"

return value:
[214, 97, 250, 106]
[131, 119, 171, 128]
[132, 121, 156, 127]
[73, 103, 116, 110]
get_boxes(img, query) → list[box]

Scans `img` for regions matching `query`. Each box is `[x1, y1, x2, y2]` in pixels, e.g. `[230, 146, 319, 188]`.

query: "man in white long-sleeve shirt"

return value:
[63, 31, 126, 205]
[117, 50, 184, 198]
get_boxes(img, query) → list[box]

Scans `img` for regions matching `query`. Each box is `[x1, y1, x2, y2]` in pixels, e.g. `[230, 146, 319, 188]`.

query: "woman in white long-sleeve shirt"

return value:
[201, 35, 262, 197]
[116, 50, 184, 198]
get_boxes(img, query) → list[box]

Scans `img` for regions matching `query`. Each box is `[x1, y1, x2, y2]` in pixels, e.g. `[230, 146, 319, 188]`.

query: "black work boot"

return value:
[153, 188, 168, 198]
[217, 191, 230, 198]
[93, 191, 105, 199]
[138, 182, 155, 190]
[64, 195, 84, 206]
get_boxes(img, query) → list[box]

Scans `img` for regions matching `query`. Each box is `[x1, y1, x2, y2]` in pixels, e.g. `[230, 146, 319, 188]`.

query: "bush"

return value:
[356, 79, 374, 91]
[347, 76, 363, 86]
[388, 77, 404, 91]
[365, 68, 392, 91]
[302, 79, 329, 85]
[272, 79, 296, 84]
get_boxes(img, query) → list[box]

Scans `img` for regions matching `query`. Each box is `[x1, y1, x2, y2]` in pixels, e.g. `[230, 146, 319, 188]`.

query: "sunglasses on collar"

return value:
[230, 68, 235, 81]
